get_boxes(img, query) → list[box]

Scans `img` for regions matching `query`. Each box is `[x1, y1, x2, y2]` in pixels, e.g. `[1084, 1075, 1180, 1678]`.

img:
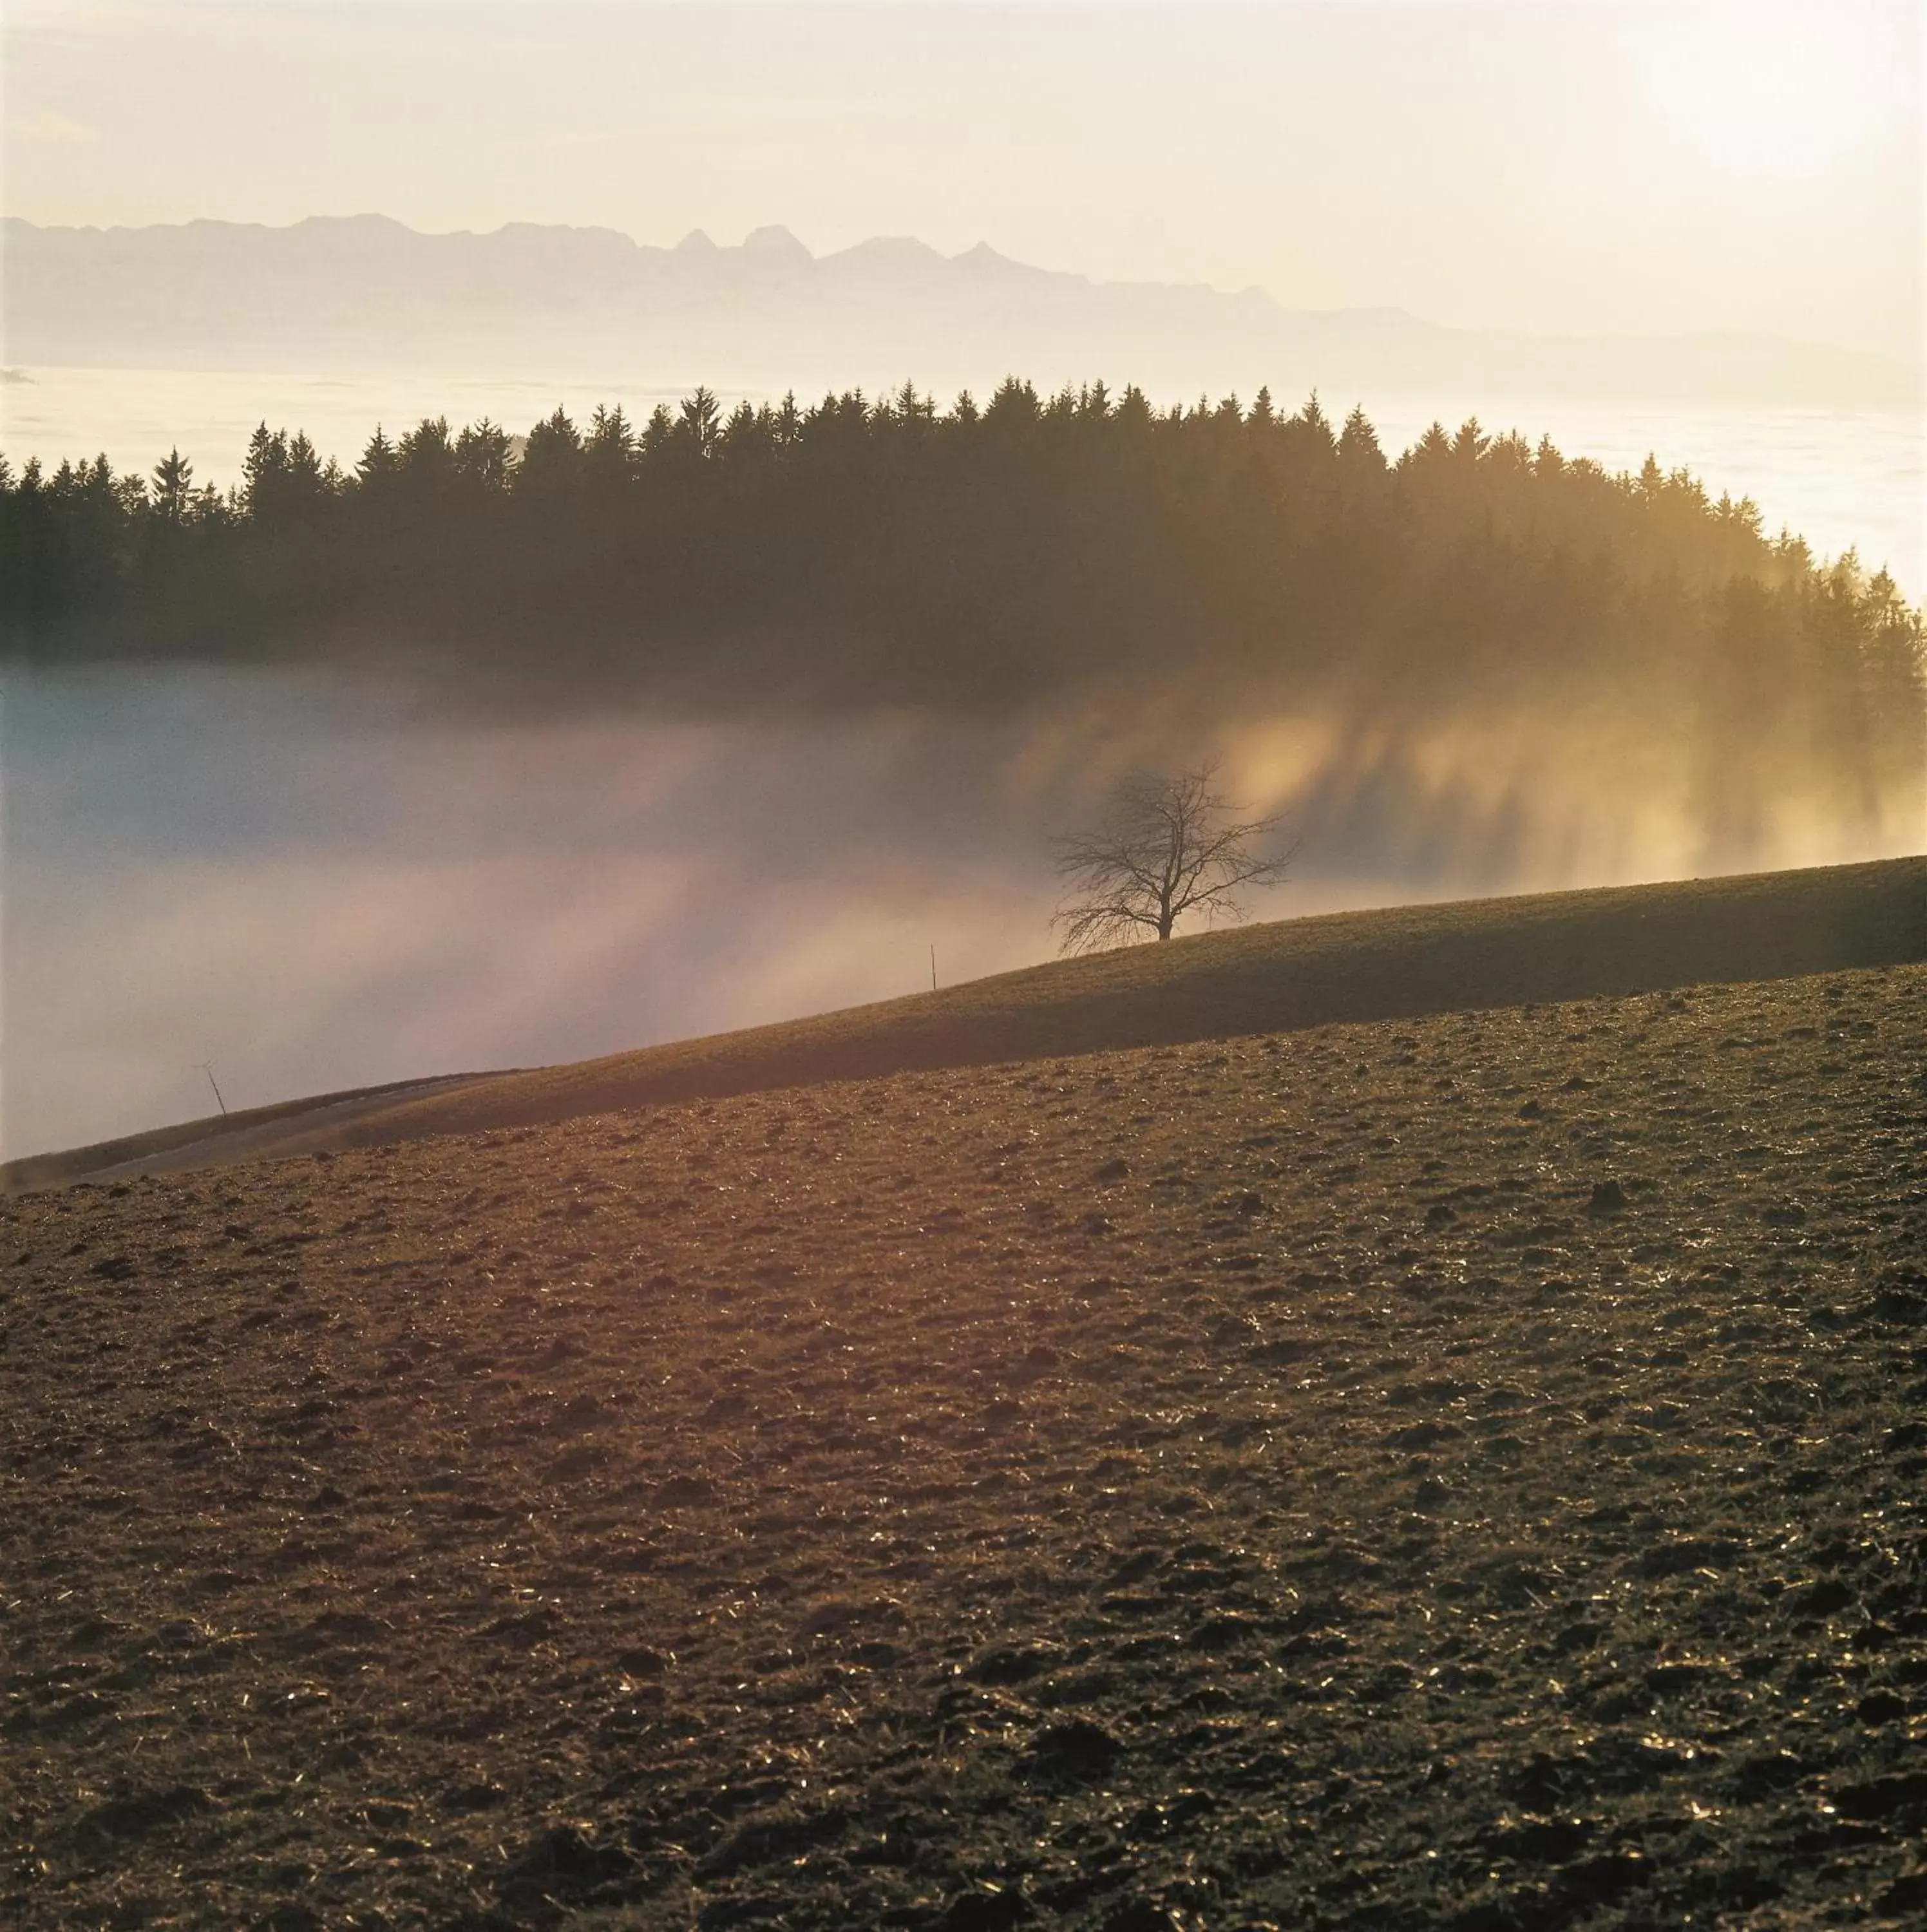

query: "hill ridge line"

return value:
[14, 855, 1922, 1191]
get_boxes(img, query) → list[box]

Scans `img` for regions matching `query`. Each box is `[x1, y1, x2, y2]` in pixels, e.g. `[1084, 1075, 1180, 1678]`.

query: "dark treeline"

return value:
[3, 378, 1922, 848]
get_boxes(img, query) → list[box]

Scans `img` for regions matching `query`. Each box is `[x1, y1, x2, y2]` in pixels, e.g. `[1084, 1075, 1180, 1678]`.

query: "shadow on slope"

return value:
[1, 1075, 502, 1195]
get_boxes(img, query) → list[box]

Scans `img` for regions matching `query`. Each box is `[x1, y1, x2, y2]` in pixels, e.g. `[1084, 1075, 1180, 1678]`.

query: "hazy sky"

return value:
[5, 1, 1921, 365]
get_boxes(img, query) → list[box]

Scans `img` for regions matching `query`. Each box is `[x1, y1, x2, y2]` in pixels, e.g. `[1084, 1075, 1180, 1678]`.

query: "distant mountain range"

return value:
[3, 214, 1916, 408]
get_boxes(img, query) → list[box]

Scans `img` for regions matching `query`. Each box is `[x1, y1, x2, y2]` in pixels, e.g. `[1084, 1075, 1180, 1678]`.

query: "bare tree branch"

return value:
[1050, 759, 1299, 953]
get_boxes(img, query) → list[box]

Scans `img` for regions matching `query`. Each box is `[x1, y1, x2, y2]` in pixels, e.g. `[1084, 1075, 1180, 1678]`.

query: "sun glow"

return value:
[1633, 6, 1886, 182]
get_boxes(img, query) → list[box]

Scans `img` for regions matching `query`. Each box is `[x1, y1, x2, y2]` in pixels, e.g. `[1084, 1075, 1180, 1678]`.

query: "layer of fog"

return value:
[6, 665, 1917, 1162]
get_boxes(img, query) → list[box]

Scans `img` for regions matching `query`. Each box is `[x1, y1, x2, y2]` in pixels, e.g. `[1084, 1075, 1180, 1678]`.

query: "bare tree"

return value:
[1052, 761, 1297, 953]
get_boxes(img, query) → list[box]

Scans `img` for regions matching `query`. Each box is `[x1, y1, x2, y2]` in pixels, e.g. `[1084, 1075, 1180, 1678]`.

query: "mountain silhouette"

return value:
[2, 214, 1915, 406]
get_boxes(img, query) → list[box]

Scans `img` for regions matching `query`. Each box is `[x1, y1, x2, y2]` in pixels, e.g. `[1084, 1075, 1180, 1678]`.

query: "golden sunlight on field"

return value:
[5, 927, 1926, 1927]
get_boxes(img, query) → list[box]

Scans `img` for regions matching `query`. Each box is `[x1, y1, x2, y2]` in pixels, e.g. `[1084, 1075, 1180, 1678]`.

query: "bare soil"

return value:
[5, 961, 1926, 1930]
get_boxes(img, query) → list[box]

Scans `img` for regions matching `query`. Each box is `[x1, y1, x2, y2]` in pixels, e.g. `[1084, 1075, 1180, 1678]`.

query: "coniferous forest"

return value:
[3, 379, 1922, 855]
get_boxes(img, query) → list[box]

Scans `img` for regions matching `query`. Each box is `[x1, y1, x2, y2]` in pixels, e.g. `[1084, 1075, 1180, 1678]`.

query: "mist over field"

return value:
[6, 614, 1919, 1161]
[6, 376, 1924, 1162]
[5, 375, 1921, 1163]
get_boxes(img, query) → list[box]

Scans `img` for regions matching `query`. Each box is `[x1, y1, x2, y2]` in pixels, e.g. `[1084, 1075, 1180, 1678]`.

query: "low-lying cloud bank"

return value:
[6, 658, 1919, 1161]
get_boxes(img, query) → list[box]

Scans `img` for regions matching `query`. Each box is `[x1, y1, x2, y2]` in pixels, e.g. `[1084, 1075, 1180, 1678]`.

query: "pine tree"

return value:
[678, 389, 721, 455]
[152, 447, 195, 521]
[357, 424, 400, 487]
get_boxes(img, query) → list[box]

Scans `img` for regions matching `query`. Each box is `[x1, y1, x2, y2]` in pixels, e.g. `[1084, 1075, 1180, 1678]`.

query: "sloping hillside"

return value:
[0, 1075, 498, 1195]
[14, 855, 1922, 1189]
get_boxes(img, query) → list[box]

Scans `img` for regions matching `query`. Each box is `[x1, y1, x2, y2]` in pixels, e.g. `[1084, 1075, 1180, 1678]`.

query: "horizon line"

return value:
[10, 211, 1922, 371]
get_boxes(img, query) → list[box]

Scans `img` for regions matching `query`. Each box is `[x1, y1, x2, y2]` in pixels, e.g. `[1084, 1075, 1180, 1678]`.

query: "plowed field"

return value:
[6, 963, 1926, 1929]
